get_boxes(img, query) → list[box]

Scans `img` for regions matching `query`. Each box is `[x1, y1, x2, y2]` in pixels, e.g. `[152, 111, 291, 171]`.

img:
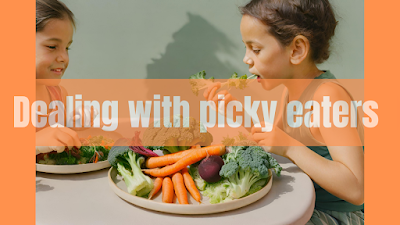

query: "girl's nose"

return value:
[57, 50, 69, 63]
[243, 55, 253, 65]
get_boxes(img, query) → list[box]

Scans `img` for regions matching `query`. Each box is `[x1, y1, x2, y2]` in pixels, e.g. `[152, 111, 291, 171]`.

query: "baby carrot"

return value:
[162, 177, 174, 203]
[182, 167, 201, 203]
[145, 149, 194, 168]
[148, 177, 163, 200]
[172, 172, 188, 204]
[143, 145, 226, 177]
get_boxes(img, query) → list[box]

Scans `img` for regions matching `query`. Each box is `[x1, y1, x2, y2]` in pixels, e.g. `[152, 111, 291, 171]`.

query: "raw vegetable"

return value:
[189, 70, 214, 96]
[108, 146, 154, 197]
[189, 70, 257, 96]
[162, 177, 174, 203]
[148, 177, 163, 200]
[201, 146, 282, 203]
[114, 131, 158, 157]
[188, 164, 207, 191]
[36, 135, 114, 165]
[198, 155, 224, 183]
[143, 115, 213, 154]
[142, 145, 226, 177]
[172, 172, 189, 204]
[145, 148, 193, 168]
[182, 167, 201, 203]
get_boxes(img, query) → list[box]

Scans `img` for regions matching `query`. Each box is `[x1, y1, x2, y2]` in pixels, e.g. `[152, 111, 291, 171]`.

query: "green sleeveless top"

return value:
[282, 71, 364, 212]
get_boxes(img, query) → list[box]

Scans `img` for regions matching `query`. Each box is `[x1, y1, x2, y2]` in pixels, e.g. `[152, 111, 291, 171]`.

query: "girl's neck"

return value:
[284, 63, 323, 102]
[36, 83, 50, 104]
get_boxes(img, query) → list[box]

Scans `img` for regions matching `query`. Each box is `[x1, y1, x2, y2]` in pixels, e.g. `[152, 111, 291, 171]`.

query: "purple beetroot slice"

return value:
[129, 146, 159, 157]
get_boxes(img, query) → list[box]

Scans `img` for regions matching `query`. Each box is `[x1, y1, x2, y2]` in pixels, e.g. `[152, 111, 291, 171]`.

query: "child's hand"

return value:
[203, 82, 239, 118]
[66, 106, 99, 130]
[251, 122, 301, 157]
[36, 126, 81, 155]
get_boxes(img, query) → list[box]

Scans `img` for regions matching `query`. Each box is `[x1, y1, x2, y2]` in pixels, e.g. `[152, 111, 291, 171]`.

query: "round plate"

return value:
[108, 167, 273, 214]
[36, 129, 121, 174]
[36, 160, 111, 174]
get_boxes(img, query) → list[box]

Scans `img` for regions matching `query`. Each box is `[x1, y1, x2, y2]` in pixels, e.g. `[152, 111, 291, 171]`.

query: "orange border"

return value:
[1, 0, 397, 224]
[1, 0, 35, 224]
[365, 0, 399, 224]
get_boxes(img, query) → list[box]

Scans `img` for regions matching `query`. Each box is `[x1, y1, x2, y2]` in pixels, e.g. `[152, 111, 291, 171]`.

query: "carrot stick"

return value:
[143, 145, 226, 177]
[145, 149, 194, 169]
[94, 153, 99, 163]
[172, 172, 188, 204]
[162, 177, 174, 203]
[172, 192, 177, 203]
[148, 177, 163, 200]
[182, 167, 201, 203]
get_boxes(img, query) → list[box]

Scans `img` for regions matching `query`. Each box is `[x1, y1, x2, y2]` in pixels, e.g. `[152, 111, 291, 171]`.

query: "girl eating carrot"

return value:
[204, 0, 364, 224]
[35, 0, 81, 155]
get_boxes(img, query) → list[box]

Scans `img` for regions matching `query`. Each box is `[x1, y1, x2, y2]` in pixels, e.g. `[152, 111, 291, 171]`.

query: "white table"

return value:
[36, 155, 315, 225]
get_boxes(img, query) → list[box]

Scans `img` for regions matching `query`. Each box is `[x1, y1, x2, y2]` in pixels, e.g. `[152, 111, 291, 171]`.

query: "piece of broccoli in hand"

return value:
[189, 70, 214, 96]
[108, 146, 154, 197]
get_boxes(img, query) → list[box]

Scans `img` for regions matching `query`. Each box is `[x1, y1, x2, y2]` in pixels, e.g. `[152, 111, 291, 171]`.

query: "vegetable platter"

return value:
[36, 129, 122, 174]
[107, 144, 282, 214]
[108, 167, 273, 214]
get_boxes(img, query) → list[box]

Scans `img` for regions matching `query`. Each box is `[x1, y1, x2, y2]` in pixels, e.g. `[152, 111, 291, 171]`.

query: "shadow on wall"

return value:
[146, 12, 241, 80]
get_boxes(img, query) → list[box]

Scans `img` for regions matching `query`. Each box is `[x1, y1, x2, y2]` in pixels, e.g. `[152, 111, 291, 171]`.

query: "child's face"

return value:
[240, 15, 291, 90]
[36, 18, 73, 83]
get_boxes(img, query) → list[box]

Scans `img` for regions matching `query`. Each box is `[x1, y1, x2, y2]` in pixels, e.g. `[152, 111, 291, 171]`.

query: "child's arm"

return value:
[60, 86, 99, 131]
[36, 126, 82, 155]
[252, 83, 364, 205]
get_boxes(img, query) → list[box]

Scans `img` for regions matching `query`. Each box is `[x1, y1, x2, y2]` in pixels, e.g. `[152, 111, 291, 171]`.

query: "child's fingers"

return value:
[251, 133, 269, 143]
[251, 122, 267, 135]
[57, 128, 82, 149]
[203, 82, 221, 99]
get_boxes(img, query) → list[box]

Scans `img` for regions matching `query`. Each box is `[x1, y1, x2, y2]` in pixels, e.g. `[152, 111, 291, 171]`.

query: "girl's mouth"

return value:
[51, 68, 64, 76]
[256, 75, 261, 82]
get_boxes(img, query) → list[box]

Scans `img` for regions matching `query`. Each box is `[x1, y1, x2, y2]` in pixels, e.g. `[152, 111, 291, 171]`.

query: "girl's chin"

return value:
[260, 80, 282, 91]
[36, 78, 62, 86]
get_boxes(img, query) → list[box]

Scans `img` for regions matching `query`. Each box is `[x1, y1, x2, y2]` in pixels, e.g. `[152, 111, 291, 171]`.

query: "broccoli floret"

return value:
[38, 154, 56, 165]
[108, 146, 154, 197]
[189, 71, 214, 96]
[48, 151, 76, 165]
[217, 146, 282, 200]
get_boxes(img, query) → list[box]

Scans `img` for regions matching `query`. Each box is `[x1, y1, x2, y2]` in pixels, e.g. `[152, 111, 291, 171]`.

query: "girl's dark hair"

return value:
[36, 0, 75, 32]
[240, 0, 337, 64]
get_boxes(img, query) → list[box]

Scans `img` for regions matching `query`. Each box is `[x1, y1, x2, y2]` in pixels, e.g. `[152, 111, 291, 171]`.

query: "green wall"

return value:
[63, 0, 363, 79]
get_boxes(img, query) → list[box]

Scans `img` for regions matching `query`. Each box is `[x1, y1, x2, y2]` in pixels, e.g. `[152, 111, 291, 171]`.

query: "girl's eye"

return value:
[47, 46, 56, 49]
[253, 49, 260, 54]
[66, 47, 71, 51]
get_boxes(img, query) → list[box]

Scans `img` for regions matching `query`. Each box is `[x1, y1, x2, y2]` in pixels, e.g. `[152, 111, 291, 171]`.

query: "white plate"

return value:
[36, 160, 111, 174]
[36, 129, 122, 174]
[108, 167, 273, 214]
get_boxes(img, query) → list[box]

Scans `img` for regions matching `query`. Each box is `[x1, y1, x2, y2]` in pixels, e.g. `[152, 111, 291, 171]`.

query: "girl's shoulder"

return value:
[47, 85, 68, 103]
[313, 81, 353, 104]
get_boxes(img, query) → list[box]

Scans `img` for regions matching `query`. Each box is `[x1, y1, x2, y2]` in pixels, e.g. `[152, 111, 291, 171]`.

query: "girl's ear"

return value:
[289, 35, 310, 65]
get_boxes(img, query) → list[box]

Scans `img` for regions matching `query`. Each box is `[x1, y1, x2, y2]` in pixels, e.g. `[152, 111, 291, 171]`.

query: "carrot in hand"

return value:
[148, 177, 163, 199]
[172, 172, 188, 204]
[182, 167, 201, 203]
[145, 149, 194, 168]
[162, 177, 174, 203]
[143, 145, 226, 177]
